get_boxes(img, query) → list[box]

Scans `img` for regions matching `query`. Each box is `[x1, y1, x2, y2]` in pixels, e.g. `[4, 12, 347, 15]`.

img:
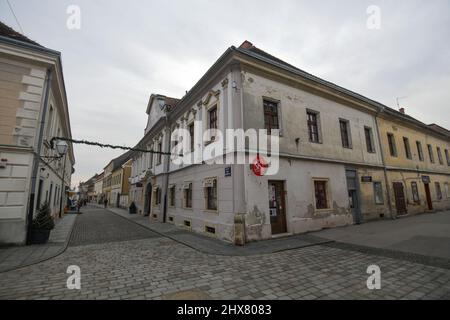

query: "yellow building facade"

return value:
[377, 109, 450, 217]
[110, 159, 132, 208]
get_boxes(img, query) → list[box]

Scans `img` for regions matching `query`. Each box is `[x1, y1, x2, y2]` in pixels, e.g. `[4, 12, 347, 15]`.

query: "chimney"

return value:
[399, 107, 405, 114]
[239, 40, 253, 49]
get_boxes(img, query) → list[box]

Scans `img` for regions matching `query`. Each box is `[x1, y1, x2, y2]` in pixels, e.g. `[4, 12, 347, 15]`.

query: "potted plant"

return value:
[30, 202, 55, 244]
[129, 201, 137, 214]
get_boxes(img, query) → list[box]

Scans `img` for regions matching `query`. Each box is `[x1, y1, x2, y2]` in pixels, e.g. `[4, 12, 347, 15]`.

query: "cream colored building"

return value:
[94, 172, 104, 203]
[0, 23, 75, 244]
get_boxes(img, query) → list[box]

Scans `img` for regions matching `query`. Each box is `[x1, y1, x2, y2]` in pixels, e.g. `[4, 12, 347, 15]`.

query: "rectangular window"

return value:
[169, 186, 175, 207]
[208, 106, 217, 129]
[445, 183, 449, 198]
[157, 141, 162, 165]
[373, 182, 384, 205]
[387, 133, 397, 157]
[184, 183, 192, 208]
[46, 106, 54, 138]
[339, 119, 351, 148]
[263, 99, 279, 134]
[403, 137, 412, 159]
[364, 127, 375, 153]
[188, 123, 195, 152]
[314, 180, 329, 209]
[54, 185, 58, 206]
[307, 111, 320, 143]
[36, 179, 44, 210]
[149, 145, 153, 168]
[205, 179, 217, 210]
[411, 182, 420, 203]
[427, 144, 434, 163]
[154, 187, 161, 205]
[416, 141, 424, 161]
[435, 182, 442, 200]
[445, 149, 450, 166]
[437, 147, 443, 165]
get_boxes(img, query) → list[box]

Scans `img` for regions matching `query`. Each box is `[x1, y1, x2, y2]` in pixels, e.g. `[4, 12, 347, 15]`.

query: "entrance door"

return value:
[346, 170, 362, 224]
[144, 183, 152, 216]
[424, 183, 433, 210]
[393, 182, 407, 215]
[268, 181, 287, 234]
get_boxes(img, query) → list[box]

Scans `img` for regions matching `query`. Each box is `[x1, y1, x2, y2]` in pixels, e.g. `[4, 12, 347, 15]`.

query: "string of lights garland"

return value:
[49, 137, 175, 156]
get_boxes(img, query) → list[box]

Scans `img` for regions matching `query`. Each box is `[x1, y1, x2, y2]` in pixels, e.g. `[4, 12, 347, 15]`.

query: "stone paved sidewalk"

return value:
[0, 213, 77, 273]
[99, 204, 333, 256]
[101, 205, 450, 269]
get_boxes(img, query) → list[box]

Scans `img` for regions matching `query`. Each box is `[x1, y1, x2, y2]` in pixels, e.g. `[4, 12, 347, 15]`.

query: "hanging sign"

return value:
[251, 155, 268, 176]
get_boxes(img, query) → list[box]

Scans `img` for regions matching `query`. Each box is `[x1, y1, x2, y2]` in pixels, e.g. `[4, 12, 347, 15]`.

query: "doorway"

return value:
[424, 183, 433, 210]
[268, 181, 287, 235]
[393, 182, 407, 215]
[144, 183, 152, 216]
[346, 170, 362, 224]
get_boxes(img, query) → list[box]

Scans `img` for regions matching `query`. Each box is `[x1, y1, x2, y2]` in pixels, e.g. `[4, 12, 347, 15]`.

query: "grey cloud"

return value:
[1, 0, 448, 187]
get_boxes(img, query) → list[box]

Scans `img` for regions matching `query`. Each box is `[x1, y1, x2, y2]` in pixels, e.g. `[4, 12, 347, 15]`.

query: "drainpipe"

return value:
[26, 69, 52, 244]
[162, 117, 171, 223]
[374, 107, 394, 219]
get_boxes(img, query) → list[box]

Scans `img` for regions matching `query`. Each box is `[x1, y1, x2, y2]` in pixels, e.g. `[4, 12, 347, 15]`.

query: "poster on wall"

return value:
[270, 208, 277, 217]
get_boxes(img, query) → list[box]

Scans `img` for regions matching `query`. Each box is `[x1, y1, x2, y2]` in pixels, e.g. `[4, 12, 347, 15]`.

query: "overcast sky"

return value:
[1, 0, 449, 187]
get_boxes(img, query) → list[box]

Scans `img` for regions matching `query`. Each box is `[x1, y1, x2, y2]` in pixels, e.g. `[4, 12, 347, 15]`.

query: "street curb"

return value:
[0, 214, 78, 274]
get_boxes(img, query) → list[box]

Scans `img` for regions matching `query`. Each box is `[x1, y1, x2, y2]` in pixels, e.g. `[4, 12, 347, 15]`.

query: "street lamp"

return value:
[56, 140, 69, 218]
[56, 140, 68, 156]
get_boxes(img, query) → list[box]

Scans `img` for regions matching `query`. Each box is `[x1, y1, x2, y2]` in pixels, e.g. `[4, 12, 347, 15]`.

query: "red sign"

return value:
[251, 155, 268, 176]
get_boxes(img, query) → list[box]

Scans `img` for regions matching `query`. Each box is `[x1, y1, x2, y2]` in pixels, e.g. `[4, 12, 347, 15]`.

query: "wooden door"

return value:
[424, 183, 433, 210]
[268, 181, 287, 234]
[393, 182, 407, 215]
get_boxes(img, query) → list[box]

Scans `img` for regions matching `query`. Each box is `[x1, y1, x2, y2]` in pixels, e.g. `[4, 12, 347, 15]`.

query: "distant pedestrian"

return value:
[77, 200, 82, 213]
[104, 198, 108, 208]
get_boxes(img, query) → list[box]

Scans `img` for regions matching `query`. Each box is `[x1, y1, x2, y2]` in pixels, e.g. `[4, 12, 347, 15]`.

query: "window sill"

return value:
[314, 208, 332, 214]
[203, 209, 218, 214]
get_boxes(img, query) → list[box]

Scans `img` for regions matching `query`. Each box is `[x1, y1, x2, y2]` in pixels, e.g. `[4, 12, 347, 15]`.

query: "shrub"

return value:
[32, 202, 55, 231]
[129, 201, 137, 214]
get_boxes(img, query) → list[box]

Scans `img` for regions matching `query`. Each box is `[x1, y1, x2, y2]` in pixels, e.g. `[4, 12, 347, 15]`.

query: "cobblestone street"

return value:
[0, 207, 449, 300]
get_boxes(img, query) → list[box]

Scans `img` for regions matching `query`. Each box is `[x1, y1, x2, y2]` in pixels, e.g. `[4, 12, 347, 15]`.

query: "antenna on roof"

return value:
[6, 0, 24, 34]
[396, 96, 407, 108]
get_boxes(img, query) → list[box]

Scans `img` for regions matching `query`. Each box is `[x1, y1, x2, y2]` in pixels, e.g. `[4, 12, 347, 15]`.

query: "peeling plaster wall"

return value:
[387, 171, 450, 214]
[357, 168, 390, 221]
[244, 158, 353, 241]
[378, 117, 450, 173]
[166, 164, 235, 242]
[241, 69, 383, 166]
